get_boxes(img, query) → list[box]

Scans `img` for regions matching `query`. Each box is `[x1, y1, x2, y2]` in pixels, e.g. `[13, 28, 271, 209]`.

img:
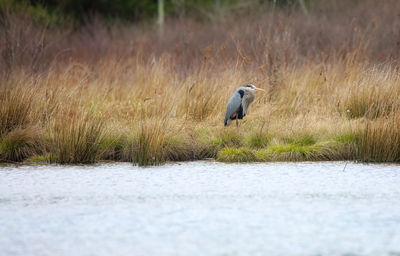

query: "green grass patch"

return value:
[283, 134, 316, 146]
[247, 133, 271, 148]
[24, 154, 56, 163]
[217, 147, 257, 162]
[217, 140, 352, 163]
[334, 133, 357, 144]
[205, 129, 244, 157]
[212, 130, 243, 148]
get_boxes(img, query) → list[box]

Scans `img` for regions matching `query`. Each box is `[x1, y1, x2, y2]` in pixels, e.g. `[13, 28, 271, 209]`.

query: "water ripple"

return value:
[1, 161, 400, 256]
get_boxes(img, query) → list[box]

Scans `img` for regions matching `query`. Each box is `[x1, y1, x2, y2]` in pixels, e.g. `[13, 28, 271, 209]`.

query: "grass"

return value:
[355, 115, 400, 162]
[0, 84, 37, 137]
[217, 148, 257, 162]
[247, 133, 271, 148]
[217, 139, 355, 163]
[132, 118, 169, 166]
[47, 113, 106, 164]
[0, 127, 42, 162]
[1, 0, 400, 165]
[25, 154, 56, 163]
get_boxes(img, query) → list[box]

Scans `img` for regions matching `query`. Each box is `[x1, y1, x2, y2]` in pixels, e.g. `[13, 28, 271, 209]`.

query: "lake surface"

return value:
[1, 161, 400, 256]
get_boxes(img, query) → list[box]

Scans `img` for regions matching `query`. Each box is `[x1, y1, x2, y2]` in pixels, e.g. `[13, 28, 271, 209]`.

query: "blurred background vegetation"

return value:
[1, 0, 311, 24]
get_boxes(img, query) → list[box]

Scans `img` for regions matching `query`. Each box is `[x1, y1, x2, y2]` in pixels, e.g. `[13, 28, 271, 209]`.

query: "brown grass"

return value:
[356, 114, 400, 162]
[47, 112, 106, 164]
[1, 0, 400, 164]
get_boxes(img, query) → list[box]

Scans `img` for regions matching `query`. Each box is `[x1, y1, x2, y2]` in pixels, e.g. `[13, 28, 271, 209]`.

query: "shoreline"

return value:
[1, 1, 400, 166]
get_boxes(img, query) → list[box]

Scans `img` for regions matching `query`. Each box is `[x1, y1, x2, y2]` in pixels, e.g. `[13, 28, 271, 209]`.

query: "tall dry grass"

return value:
[356, 114, 400, 162]
[1, 0, 400, 164]
[47, 113, 106, 164]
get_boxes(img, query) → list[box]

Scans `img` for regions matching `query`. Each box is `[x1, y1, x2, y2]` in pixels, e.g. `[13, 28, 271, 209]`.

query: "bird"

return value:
[224, 84, 265, 127]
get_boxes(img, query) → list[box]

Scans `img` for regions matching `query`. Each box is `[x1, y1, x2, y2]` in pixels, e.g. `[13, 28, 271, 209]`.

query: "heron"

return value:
[224, 84, 265, 127]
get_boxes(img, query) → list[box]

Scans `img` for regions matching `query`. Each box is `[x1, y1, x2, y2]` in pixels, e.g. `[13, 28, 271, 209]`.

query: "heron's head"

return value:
[245, 84, 265, 92]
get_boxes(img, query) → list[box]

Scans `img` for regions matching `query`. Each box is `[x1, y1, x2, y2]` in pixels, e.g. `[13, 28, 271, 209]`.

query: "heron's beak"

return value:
[254, 87, 265, 92]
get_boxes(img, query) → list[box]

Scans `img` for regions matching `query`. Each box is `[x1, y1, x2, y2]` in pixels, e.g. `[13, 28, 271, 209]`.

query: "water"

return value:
[1, 161, 400, 256]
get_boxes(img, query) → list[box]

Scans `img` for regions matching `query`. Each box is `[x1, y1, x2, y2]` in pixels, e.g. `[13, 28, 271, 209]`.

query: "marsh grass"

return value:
[25, 154, 55, 163]
[0, 126, 43, 162]
[356, 115, 400, 162]
[247, 133, 271, 148]
[217, 140, 355, 163]
[99, 132, 133, 162]
[341, 66, 400, 119]
[1, 1, 400, 165]
[217, 147, 257, 162]
[47, 113, 106, 164]
[0, 84, 36, 137]
[132, 118, 170, 166]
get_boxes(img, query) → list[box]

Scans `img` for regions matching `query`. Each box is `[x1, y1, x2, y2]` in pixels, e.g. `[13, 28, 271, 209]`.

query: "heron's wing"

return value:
[224, 91, 242, 122]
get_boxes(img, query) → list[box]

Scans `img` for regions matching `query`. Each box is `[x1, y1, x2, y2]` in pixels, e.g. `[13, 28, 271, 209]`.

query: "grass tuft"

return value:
[0, 85, 36, 137]
[132, 119, 169, 166]
[356, 116, 400, 162]
[100, 132, 133, 162]
[47, 113, 106, 164]
[0, 127, 43, 162]
[341, 67, 399, 119]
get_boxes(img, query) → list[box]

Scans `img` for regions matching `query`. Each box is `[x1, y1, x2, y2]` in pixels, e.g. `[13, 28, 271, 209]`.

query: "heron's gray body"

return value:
[224, 85, 256, 126]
